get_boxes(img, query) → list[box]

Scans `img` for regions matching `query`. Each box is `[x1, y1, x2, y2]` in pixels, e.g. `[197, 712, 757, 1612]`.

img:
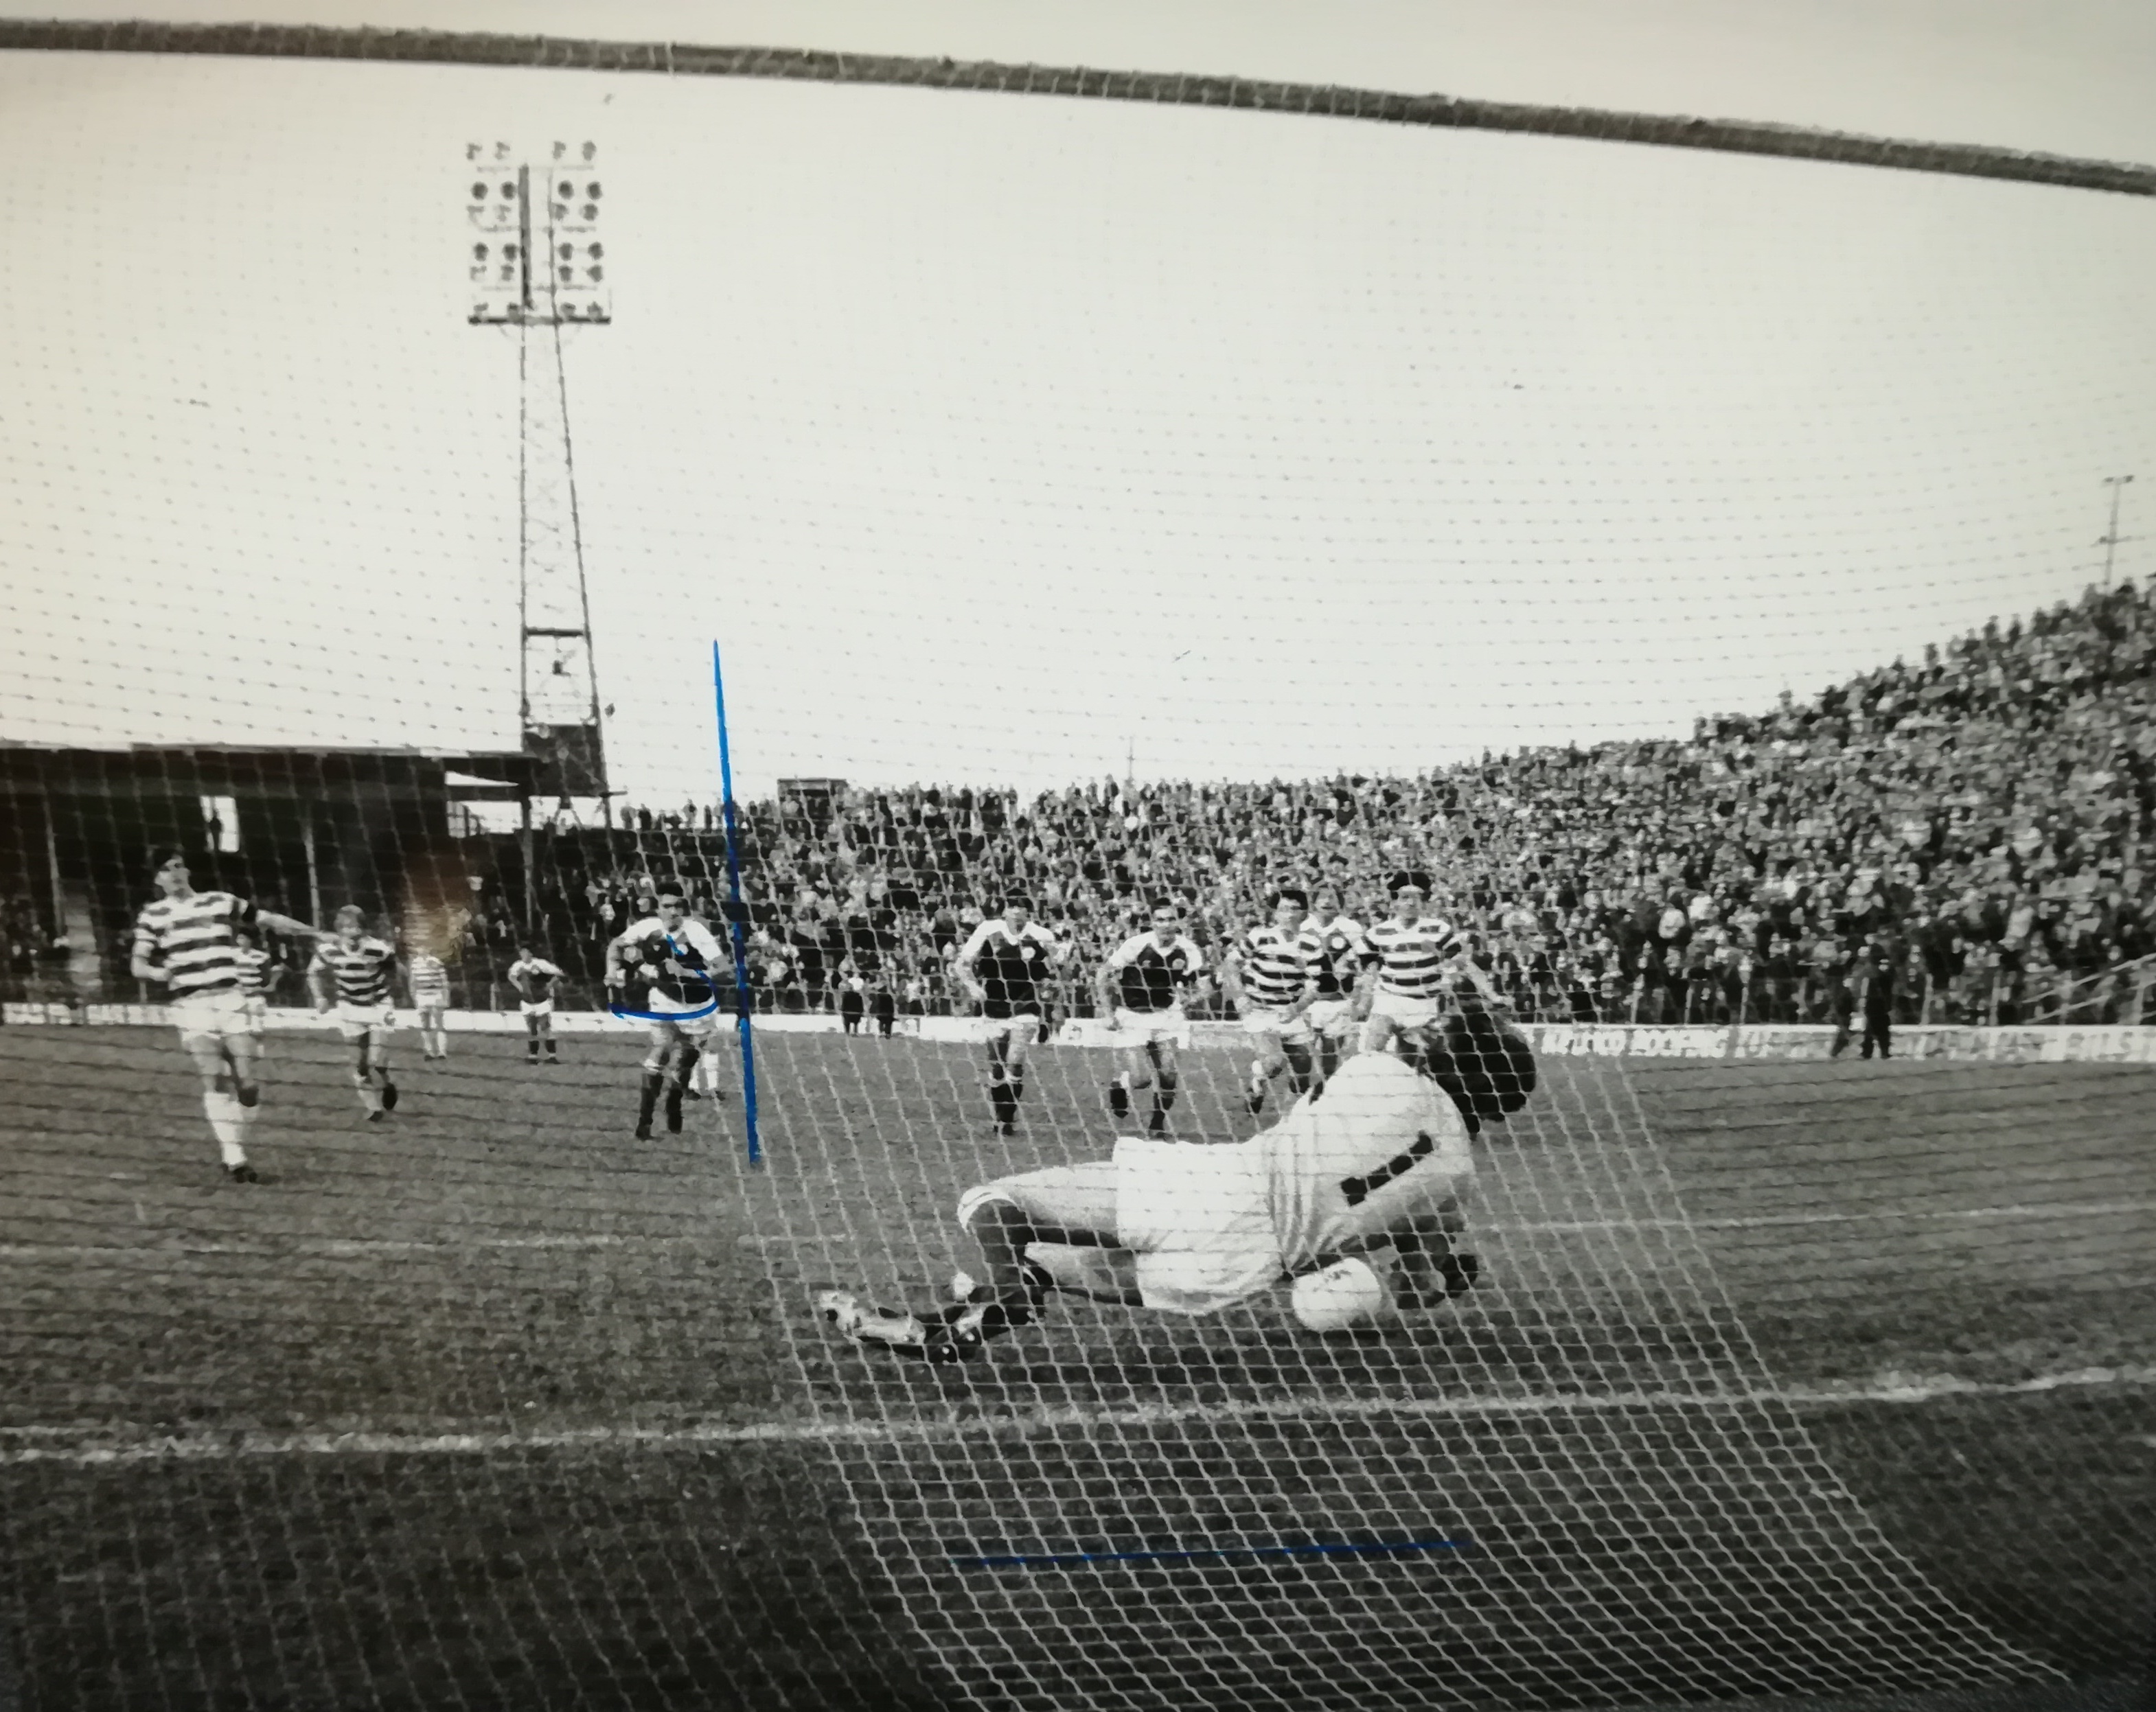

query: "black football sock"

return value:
[637, 1071, 663, 1131]
[1008, 1070, 1025, 1107]
[1147, 1095, 1169, 1134]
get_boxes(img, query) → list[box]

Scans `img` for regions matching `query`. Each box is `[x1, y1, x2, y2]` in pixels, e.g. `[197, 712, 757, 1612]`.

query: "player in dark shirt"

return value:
[1096, 899, 1207, 1135]
[954, 899, 1064, 1135]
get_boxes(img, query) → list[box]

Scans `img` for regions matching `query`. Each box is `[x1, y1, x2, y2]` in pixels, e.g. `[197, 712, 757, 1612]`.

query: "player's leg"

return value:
[222, 1025, 264, 1107]
[690, 1020, 726, 1098]
[635, 1022, 676, 1139]
[1002, 1015, 1040, 1127]
[538, 1006, 558, 1062]
[820, 1163, 1132, 1363]
[983, 1028, 1018, 1133]
[347, 1022, 385, 1118]
[1147, 1038, 1179, 1134]
[1280, 1034, 1316, 1099]
[663, 1030, 699, 1133]
[523, 1007, 542, 1064]
[1382, 1202, 1480, 1308]
[1244, 1022, 1285, 1113]
[1108, 1026, 1154, 1120]
[374, 1025, 398, 1113]
[183, 1026, 257, 1180]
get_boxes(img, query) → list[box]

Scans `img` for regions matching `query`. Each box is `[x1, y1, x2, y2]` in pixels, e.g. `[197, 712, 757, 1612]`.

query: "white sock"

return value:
[203, 1089, 249, 1167]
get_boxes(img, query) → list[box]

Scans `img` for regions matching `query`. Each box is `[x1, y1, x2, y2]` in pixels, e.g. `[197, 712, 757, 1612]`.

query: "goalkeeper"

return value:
[818, 982, 1537, 1362]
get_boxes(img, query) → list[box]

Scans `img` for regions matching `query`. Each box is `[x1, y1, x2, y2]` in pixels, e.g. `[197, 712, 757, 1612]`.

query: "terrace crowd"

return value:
[469, 578, 2155, 1028]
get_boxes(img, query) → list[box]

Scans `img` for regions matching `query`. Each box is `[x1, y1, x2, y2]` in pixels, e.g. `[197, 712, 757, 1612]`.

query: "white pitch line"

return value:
[5, 1201, 2151, 1264]
[3, 1365, 2151, 1467]
[1513, 1200, 2156, 1235]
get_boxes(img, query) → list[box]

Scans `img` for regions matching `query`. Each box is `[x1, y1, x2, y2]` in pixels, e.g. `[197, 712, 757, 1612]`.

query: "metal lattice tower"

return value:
[466, 141, 610, 806]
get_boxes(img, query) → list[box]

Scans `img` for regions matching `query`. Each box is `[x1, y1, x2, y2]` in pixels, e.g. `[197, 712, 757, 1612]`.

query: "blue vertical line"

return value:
[711, 641, 763, 1169]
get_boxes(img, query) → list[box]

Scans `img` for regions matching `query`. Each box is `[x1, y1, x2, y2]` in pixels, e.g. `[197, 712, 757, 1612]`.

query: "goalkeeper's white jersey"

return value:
[1263, 1052, 1473, 1273]
[1112, 1052, 1473, 1315]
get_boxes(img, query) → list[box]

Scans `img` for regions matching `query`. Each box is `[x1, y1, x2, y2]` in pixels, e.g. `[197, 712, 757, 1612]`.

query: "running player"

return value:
[408, 947, 451, 1061]
[1218, 888, 1318, 1114]
[1097, 899, 1206, 1135]
[129, 849, 321, 1182]
[605, 886, 727, 1140]
[308, 906, 400, 1120]
[1298, 887, 1366, 1083]
[953, 897, 1064, 1136]
[816, 1014, 1537, 1363]
[505, 945, 564, 1065]
[1356, 870, 1467, 1056]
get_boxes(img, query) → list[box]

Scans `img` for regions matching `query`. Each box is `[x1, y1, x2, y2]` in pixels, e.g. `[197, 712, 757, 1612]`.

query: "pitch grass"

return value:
[0, 1028, 2148, 1710]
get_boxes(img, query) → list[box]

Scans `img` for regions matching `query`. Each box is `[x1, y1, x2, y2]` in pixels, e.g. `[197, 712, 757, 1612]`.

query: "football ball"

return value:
[1289, 1257, 1393, 1332]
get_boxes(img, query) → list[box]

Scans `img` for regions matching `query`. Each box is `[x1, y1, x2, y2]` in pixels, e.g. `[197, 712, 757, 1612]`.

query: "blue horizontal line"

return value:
[952, 1539, 1467, 1569]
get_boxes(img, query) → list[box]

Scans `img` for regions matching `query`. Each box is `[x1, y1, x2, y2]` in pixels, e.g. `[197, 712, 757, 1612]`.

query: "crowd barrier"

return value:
[8, 1004, 2153, 1064]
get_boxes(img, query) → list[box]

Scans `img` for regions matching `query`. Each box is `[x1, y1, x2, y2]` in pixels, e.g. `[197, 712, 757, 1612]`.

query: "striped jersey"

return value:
[1298, 914, 1366, 997]
[312, 936, 397, 1006]
[1230, 924, 1311, 1009]
[133, 890, 259, 997]
[409, 952, 450, 1004]
[235, 947, 273, 999]
[1362, 914, 1465, 999]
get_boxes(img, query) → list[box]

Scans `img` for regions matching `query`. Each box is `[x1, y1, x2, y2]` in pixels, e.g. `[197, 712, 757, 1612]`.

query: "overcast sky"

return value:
[3, 2, 2153, 800]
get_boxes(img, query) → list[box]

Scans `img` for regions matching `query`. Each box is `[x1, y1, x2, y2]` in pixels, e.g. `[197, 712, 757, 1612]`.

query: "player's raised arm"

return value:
[1094, 937, 1133, 1015]
[954, 921, 992, 1005]
[255, 907, 320, 938]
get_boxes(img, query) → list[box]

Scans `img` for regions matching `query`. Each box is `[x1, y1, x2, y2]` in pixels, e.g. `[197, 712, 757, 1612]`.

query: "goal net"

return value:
[2, 22, 2152, 1712]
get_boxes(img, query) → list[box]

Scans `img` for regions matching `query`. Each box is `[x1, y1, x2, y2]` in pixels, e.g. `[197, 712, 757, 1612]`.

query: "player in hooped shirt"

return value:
[1096, 899, 1206, 1135]
[130, 848, 321, 1182]
[953, 897, 1065, 1136]
[1218, 888, 1320, 1114]
[407, 948, 451, 1061]
[1355, 870, 1469, 1056]
[308, 906, 401, 1120]
[1298, 886, 1367, 1084]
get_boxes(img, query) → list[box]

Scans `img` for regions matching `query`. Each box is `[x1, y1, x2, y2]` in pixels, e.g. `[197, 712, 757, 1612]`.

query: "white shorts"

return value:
[335, 1002, 396, 1042]
[240, 995, 268, 1037]
[520, 997, 555, 1018]
[643, 1011, 720, 1048]
[980, 1011, 1044, 1047]
[1112, 1135, 1282, 1315]
[1304, 998, 1355, 1039]
[1366, 989, 1443, 1032]
[170, 988, 251, 1045]
[1112, 1006, 1191, 1048]
[1239, 1004, 1314, 1045]
[413, 993, 449, 1017]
